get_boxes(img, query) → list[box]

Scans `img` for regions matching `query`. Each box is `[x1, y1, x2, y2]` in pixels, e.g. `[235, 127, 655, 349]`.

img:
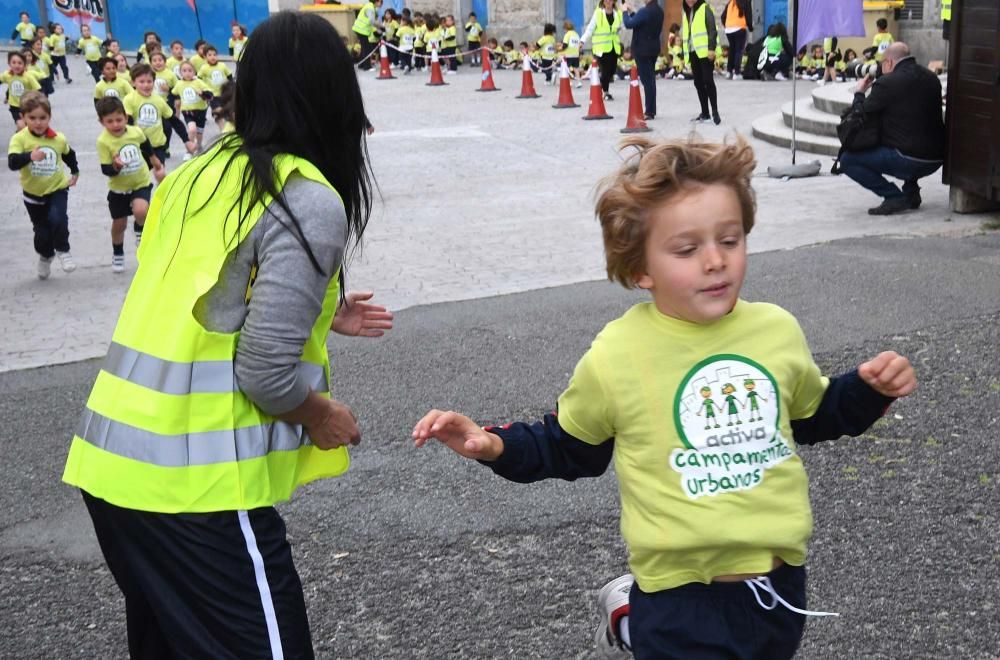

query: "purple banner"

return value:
[797, 0, 865, 48]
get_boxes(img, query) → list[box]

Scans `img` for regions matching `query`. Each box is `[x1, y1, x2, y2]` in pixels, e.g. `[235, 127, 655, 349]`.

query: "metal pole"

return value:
[790, 0, 798, 164]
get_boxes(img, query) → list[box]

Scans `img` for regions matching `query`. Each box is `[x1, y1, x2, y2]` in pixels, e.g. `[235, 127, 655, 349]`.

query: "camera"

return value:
[853, 61, 881, 79]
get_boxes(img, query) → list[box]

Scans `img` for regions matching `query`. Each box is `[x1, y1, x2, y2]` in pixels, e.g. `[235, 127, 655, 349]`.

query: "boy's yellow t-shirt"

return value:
[557, 301, 828, 593]
[47, 34, 67, 56]
[198, 62, 232, 94]
[414, 25, 426, 48]
[97, 125, 151, 193]
[172, 78, 211, 111]
[123, 90, 172, 148]
[14, 21, 36, 41]
[537, 34, 556, 59]
[466, 21, 483, 42]
[78, 36, 103, 61]
[94, 76, 133, 100]
[33, 53, 51, 78]
[8, 127, 72, 197]
[189, 54, 206, 73]
[873, 32, 893, 61]
[152, 67, 178, 98]
[1, 71, 41, 107]
[562, 30, 581, 57]
[166, 55, 186, 79]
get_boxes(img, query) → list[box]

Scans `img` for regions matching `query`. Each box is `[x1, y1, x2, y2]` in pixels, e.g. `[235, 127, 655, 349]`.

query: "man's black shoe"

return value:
[868, 196, 911, 215]
[908, 190, 922, 209]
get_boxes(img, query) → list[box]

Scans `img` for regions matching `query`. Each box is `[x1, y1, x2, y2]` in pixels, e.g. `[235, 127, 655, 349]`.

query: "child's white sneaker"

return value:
[56, 251, 76, 272]
[111, 254, 125, 274]
[37, 256, 52, 280]
[594, 574, 633, 657]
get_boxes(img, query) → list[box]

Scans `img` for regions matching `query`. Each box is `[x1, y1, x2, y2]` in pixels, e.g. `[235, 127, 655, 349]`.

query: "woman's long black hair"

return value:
[175, 11, 374, 282]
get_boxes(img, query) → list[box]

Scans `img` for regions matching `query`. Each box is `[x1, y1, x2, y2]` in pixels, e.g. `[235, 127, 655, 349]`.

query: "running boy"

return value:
[412, 137, 917, 659]
[78, 24, 104, 81]
[166, 40, 186, 78]
[125, 64, 194, 166]
[11, 11, 35, 47]
[96, 97, 163, 273]
[93, 56, 132, 106]
[8, 91, 79, 279]
[537, 23, 557, 84]
[197, 44, 232, 130]
[47, 23, 71, 83]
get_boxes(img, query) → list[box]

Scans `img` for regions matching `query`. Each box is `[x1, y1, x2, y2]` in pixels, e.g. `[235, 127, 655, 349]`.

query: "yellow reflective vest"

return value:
[941, 0, 951, 21]
[591, 8, 623, 56]
[683, 3, 711, 59]
[62, 141, 349, 513]
[352, 2, 376, 38]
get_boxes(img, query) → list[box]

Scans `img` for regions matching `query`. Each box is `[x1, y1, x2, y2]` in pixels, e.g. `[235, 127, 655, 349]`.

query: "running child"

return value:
[189, 39, 208, 73]
[125, 64, 195, 167]
[47, 23, 71, 83]
[465, 12, 483, 66]
[11, 11, 35, 47]
[167, 40, 186, 78]
[562, 20, 582, 82]
[113, 52, 132, 84]
[7, 91, 79, 279]
[105, 38, 121, 59]
[136, 31, 161, 63]
[1, 51, 41, 129]
[24, 46, 52, 95]
[197, 44, 232, 130]
[412, 137, 917, 659]
[78, 24, 103, 81]
[93, 57, 132, 107]
[229, 23, 248, 62]
[172, 61, 213, 152]
[95, 96, 163, 273]
[537, 23, 557, 84]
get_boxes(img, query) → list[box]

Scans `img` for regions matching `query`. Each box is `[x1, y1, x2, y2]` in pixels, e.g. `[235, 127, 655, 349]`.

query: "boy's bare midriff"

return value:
[712, 557, 784, 583]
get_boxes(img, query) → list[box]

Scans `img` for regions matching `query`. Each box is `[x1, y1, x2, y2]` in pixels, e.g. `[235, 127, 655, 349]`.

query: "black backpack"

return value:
[832, 105, 880, 174]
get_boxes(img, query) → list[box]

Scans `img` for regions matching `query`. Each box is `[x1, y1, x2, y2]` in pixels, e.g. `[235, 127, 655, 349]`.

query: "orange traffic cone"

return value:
[376, 41, 395, 80]
[552, 58, 579, 109]
[516, 54, 540, 98]
[426, 47, 447, 86]
[583, 64, 612, 120]
[476, 46, 499, 92]
[620, 66, 651, 133]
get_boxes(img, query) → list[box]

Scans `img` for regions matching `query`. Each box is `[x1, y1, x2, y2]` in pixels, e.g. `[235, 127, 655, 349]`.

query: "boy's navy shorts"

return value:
[628, 563, 808, 660]
[107, 184, 152, 219]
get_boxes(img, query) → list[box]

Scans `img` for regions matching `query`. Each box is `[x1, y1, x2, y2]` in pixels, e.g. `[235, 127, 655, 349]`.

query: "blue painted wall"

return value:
[764, 0, 788, 30]
[471, 0, 488, 29]
[562, 0, 584, 33]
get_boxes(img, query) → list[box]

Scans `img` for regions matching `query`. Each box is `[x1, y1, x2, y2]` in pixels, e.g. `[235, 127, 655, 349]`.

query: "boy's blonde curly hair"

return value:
[595, 136, 757, 288]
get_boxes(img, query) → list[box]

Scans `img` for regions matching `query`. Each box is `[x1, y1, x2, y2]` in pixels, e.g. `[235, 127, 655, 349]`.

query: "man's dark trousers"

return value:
[839, 146, 942, 200]
[636, 56, 656, 117]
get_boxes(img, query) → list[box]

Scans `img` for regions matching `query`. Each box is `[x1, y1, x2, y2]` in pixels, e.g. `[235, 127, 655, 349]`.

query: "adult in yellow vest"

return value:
[682, 0, 721, 124]
[580, 0, 624, 100]
[352, 0, 384, 70]
[941, 0, 951, 40]
[62, 13, 391, 658]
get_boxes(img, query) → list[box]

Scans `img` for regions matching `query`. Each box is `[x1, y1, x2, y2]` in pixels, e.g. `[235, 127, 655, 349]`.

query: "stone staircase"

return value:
[750, 82, 855, 157]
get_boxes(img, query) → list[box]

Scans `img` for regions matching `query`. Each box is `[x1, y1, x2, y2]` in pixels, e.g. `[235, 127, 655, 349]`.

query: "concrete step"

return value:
[751, 111, 841, 157]
[781, 99, 840, 137]
[811, 81, 856, 115]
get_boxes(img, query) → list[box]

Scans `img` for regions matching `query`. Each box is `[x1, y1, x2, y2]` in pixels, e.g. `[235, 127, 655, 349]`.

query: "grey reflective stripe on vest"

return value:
[76, 407, 312, 467]
[103, 342, 328, 395]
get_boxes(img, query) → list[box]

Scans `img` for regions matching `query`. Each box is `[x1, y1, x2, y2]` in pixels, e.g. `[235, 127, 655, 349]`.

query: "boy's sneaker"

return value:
[111, 254, 125, 273]
[775, 72, 788, 81]
[37, 256, 52, 280]
[56, 251, 76, 272]
[134, 230, 143, 248]
[594, 574, 633, 657]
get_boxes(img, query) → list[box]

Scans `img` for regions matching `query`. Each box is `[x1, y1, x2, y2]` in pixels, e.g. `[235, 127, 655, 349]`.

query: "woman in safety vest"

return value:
[682, 0, 722, 124]
[62, 13, 391, 657]
[580, 0, 624, 100]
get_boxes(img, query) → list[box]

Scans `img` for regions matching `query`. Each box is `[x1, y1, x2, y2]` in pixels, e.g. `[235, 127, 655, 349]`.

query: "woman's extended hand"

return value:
[332, 290, 394, 337]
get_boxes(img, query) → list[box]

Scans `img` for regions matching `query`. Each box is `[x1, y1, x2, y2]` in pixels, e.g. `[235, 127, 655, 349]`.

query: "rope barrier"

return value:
[373, 43, 586, 78]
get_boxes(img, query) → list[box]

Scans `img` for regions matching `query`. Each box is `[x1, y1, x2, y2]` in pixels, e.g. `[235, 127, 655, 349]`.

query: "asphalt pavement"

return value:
[1, 231, 999, 659]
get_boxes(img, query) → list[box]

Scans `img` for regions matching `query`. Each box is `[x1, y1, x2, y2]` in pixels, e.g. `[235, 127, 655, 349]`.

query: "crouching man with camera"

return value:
[838, 42, 945, 215]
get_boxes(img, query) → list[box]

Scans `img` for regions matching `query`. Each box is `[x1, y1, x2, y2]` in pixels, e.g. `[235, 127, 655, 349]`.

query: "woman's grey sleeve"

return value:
[234, 177, 347, 415]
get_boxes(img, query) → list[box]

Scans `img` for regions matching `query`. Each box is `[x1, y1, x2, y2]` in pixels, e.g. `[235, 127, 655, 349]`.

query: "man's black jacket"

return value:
[852, 57, 945, 160]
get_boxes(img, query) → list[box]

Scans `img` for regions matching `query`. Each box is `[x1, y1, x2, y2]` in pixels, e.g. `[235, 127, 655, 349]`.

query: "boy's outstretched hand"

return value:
[858, 351, 917, 398]
[412, 410, 503, 461]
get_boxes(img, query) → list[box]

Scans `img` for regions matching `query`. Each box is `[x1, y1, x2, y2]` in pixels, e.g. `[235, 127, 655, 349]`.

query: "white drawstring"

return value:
[744, 576, 840, 617]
